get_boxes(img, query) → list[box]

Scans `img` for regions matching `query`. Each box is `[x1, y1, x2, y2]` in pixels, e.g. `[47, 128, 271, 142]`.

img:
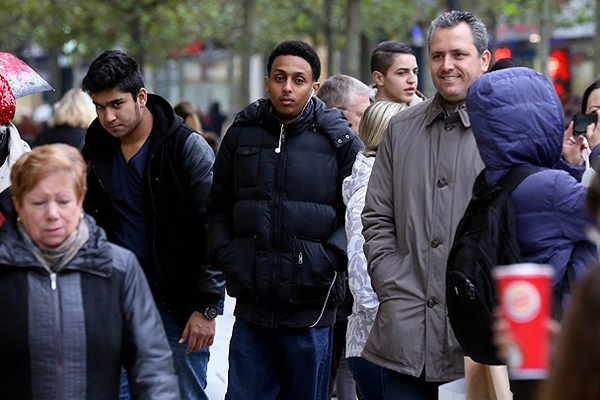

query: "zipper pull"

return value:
[466, 280, 475, 300]
[275, 125, 285, 153]
[50, 273, 57, 291]
[298, 252, 303, 265]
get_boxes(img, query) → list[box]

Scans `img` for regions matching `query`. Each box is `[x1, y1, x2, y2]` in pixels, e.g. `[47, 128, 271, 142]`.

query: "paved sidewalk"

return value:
[206, 295, 235, 399]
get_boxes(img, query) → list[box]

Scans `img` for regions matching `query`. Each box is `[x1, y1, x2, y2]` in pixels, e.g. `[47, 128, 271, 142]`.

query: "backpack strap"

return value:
[498, 165, 538, 193]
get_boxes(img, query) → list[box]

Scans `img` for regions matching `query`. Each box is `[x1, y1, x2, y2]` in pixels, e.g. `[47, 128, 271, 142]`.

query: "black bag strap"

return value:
[498, 165, 538, 192]
[472, 165, 536, 196]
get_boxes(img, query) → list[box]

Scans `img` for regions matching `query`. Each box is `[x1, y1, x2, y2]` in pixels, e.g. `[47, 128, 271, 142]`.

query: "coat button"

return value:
[436, 178, 447, 188]
[430, 239, 441, 248]
[427, 298, 436, 308]
[345, 134, 350, 138]
[444, 123, 453, 131]
[337, 139, 343, 144]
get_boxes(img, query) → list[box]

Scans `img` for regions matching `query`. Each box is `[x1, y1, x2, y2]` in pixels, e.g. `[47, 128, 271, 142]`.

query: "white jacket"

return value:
[342, 152, 377, 358]
[0, 122, 30, 193]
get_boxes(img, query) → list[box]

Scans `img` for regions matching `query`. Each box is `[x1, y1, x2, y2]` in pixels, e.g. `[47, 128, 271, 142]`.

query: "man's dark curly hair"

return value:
[266, 40, 321, 82]
[82, 50, 144, 100]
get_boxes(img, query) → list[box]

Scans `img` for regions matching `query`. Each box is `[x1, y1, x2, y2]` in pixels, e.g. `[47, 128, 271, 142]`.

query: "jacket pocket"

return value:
[222, 236, 257, 301]
[291, 237, 345, 306]
[235, 146, 260, 188]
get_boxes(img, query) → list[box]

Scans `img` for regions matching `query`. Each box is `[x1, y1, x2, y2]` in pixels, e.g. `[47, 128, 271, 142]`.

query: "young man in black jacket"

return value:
[82, 50, 223, 400]
[207, 40, 363, 400]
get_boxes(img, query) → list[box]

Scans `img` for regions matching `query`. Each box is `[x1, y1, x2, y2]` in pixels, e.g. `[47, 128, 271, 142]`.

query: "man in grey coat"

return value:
[361, 11, 491, 399]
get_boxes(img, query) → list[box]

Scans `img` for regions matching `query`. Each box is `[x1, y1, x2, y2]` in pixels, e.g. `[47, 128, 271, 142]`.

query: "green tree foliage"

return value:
[1, 0, 596, 94]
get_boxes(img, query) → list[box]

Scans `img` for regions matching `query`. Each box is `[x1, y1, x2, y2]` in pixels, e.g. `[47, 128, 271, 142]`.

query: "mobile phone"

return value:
[573, 113, 598, 137]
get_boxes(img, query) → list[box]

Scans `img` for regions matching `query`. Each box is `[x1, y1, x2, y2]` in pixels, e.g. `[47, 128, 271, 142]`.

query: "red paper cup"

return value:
[494, 263, 554, 380]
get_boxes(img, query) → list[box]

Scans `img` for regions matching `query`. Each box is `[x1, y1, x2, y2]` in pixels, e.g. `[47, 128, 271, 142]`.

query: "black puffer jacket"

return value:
[207, 97, 363, 328]
[84, 94, 224, 327]
[0, 216, 180, 400]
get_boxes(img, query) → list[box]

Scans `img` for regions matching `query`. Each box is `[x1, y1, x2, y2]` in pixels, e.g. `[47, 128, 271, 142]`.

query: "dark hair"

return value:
[266, 40, 321, 82]
[581, 79, 600, 114]
[370, 41, 415, 74]
[427, 11, 489, 56]
[488, 58, 524, 72]
[82, 50, 144, 99]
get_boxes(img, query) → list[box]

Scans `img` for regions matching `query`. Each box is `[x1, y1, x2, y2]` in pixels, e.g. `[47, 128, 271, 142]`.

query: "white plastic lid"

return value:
[493, 263, 554, 279]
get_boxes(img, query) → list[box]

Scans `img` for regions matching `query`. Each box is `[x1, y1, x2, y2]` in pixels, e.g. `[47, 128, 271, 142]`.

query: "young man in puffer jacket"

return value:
[207, 40, 363, 400]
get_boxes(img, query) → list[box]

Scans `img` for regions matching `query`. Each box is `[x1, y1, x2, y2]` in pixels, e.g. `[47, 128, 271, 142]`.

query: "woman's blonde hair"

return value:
[174, 101, 203, 133]
[11, 144, 87, 206]
[359, 100, 406, 157]
[52, 89, 96, 129]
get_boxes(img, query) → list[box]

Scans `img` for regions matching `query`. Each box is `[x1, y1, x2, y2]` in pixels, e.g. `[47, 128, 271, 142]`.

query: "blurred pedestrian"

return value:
[319, 73, 372, 400]
[0, 77, 30, 222]
[370, 41, 424, 105]
[0, 144, 180, 399]
[207, 40, 363, 400]
[175, 100, 204, 133]
[82, 50, 223, 400]
[175, 100, 220, 155]
[361, 11, 491, 399]
[15, 107, 42, 145]
[319, 74, 371, 133]
[207, 101, 226, 137]
[343, 100, 406, 400]
[33, 88, 96, 151]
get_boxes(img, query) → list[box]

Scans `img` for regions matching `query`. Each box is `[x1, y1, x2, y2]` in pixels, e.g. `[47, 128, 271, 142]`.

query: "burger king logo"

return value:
[503, 281, 541, 323]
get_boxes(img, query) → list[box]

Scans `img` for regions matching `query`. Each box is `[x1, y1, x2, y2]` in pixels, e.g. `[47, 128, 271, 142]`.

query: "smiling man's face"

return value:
[429, 22, 490, 104]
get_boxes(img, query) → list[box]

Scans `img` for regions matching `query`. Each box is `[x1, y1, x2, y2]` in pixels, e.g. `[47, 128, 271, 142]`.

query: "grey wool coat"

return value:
[361, 93, 485, 382]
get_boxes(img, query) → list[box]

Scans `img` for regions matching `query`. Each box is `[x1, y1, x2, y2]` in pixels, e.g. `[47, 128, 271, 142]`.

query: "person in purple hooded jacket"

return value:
[467, 66, 600, 316]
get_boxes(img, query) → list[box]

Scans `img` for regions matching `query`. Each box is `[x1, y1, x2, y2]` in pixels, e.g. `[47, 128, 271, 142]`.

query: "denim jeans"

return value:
[385, 370, 441, 400]
[347, 356, 387, 400]
[225, 319, 333, 400]
[120, 303, 210, 400]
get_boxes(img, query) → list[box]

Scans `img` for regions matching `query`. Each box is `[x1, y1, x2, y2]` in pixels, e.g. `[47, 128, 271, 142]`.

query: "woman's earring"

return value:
[16, 215, 21, 222]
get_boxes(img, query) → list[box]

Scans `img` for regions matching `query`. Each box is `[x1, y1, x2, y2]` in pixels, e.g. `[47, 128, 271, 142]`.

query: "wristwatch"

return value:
[203, 306, 218, 321]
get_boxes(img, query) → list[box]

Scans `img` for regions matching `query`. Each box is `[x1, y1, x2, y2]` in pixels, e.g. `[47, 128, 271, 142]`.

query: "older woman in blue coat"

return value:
[466, 67, 600, 313]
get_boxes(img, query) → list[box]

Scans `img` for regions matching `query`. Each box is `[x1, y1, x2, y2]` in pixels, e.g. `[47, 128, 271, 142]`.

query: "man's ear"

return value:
[137, 88, 148, 107]
[372, 71, 385, 86]
[264, 76, 269, 93]
[480, 50, 492, 73]
[312, 82, 320, 96]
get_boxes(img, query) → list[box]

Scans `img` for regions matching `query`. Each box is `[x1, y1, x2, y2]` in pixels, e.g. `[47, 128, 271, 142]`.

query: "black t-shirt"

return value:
[111, 135, 151, 270]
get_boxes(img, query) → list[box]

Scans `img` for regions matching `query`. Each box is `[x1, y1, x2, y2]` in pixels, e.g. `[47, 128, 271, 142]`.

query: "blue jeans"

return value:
[120, 303, 210, 400]
[226, 319, 333, 400]
[347, 356, 387, 400]
[386, 370, 441, 400]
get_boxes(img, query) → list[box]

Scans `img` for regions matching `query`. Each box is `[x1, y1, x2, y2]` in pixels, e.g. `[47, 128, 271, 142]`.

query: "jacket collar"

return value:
[0, 215, 113, 278]
[235, 97, 357, 148]
[425, 93, 471, 129]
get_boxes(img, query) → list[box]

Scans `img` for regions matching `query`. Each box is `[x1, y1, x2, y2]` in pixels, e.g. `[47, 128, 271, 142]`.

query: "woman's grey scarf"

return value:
[18, 216, 90, 273]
